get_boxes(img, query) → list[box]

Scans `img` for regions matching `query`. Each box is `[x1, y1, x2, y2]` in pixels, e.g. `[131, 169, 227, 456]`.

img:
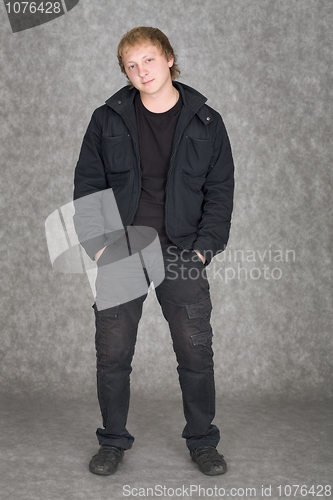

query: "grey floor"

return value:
[1, 393, 332, 500]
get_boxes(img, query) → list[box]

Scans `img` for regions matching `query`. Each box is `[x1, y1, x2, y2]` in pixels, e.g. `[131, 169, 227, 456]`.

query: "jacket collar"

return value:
[105, 81, 213, 125]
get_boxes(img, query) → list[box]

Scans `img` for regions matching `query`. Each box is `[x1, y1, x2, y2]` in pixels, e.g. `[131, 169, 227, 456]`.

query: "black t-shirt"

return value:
[132, 91, 182, 249]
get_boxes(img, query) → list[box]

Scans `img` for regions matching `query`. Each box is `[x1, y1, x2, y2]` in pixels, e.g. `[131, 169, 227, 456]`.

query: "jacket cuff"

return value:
[192, 240, 219, 266]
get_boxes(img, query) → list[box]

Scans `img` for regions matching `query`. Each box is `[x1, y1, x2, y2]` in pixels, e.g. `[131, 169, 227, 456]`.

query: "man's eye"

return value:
[147, 59, 152, 62]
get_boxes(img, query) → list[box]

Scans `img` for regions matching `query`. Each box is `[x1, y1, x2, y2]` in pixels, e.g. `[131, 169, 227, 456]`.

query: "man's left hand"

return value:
[194, 250, 206, 264]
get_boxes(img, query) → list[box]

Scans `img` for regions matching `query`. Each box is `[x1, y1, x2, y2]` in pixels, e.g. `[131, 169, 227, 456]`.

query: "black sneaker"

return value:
[190, 446, 227, 476]
[89, 445, 124, 476]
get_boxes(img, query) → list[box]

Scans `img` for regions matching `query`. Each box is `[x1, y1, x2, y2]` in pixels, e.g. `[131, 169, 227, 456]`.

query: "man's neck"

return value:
[139, 85, 179, 114]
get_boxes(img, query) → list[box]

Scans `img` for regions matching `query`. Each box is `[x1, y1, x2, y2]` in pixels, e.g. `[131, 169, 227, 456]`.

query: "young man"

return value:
[73, 27, 234, 476]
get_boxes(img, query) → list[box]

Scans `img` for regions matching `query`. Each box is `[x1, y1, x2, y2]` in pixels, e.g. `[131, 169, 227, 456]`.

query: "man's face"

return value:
[122, 43, 174, 97]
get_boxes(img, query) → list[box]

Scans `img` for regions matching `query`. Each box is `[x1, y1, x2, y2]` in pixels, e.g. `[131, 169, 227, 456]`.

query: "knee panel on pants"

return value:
[94, 304, 137, 370]
[168, 297, 214, 372]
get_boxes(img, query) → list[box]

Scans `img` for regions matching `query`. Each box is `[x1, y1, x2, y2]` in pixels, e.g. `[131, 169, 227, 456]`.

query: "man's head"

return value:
[117, 27, 180, 87]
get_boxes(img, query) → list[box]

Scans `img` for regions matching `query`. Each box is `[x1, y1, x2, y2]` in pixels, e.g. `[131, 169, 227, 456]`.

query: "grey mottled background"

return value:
[1, 0, 332, 402]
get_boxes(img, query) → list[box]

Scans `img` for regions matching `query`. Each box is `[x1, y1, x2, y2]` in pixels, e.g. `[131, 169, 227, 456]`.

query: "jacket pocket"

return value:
[176, 173, 205, 235]
[181, 136, 214, 176]
[106, 171, 132, 223]
[102, 133, 135, 173]
[180, 173, 206, 191]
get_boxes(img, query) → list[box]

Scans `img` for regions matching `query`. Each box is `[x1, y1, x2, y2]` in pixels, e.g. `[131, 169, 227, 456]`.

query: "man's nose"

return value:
[138, 65, 148, 78]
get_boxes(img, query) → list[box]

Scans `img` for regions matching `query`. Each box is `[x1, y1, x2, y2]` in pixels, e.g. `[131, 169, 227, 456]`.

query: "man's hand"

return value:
[194, 250, 206, 264]
[94, 247, 106, 262]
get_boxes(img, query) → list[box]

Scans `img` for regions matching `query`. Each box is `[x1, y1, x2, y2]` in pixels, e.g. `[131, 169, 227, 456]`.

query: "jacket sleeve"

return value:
[73, 109, 109, 260]
[193, 113, 235, 265]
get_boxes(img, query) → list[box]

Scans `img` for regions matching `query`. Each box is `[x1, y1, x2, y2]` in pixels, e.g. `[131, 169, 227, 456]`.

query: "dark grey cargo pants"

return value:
[93, 246, 220, 450]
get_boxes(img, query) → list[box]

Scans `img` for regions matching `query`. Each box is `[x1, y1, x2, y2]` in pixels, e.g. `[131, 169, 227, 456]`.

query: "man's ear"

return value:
[168, 55, 174, 68]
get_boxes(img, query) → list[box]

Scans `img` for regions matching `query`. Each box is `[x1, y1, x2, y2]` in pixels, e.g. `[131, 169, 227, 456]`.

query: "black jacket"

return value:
[73, 81, 234, 265]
